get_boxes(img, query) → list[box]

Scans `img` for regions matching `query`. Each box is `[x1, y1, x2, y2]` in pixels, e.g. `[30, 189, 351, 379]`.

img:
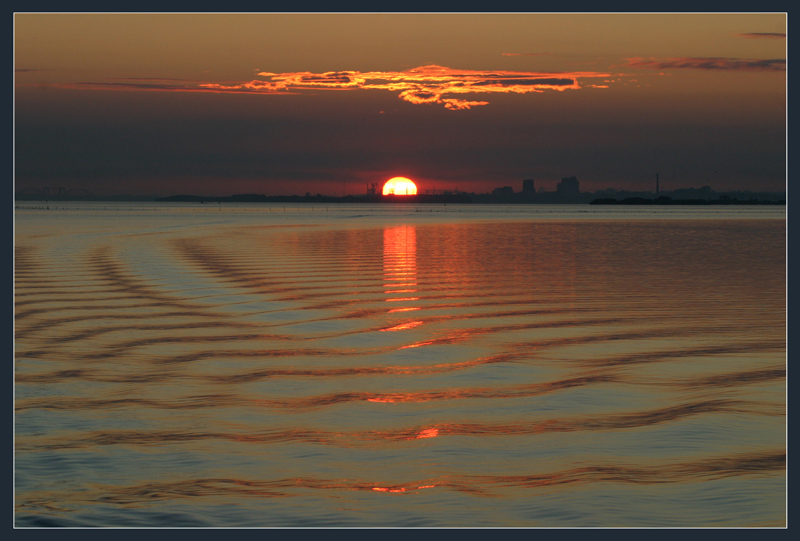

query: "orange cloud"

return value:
[627, 57, 785, 72]
[33, 64, 611, 109]
[199, 64, 611, 109]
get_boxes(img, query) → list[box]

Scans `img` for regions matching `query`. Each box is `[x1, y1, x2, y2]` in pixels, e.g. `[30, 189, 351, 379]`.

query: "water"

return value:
[14, 203, 786, 527]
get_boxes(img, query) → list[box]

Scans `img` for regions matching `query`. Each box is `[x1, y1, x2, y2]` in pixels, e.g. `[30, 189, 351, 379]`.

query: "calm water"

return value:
[14, 203, 786, 527]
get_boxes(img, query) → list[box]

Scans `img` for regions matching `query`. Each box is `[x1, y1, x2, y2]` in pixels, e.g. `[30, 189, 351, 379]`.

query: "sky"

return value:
[14, 12, 786, 197]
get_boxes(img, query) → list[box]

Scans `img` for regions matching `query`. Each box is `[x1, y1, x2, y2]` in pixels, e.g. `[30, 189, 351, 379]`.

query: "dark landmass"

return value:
[590, 196, 785, 205]
[14, 185, 786, 205]
[153, 193, 474, 204]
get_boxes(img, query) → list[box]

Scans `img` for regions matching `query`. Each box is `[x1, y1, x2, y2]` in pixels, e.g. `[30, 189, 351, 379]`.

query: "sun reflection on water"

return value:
[383, 225, 421, 318]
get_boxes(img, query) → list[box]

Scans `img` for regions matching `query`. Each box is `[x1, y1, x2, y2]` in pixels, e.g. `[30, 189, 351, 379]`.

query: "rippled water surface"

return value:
[14, 203, 786, 527]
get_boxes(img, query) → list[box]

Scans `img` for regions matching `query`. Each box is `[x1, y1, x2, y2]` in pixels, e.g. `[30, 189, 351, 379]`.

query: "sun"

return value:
[382, 177, 417, 196]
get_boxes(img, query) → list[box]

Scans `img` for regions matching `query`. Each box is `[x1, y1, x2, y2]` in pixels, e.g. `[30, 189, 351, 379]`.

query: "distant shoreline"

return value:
[589, 196, 785, 206]
[14, 192, 786, 205]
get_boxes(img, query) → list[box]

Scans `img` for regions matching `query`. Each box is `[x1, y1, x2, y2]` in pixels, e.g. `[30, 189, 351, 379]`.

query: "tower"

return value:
[522, 179, 535, 196]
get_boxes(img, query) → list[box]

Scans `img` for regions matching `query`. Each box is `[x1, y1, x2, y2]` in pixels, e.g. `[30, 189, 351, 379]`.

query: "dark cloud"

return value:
[297, 73, 356, 84]
[737, 32, 786, 39]
[628, 57, 785, 72]
[116, 77, 199, 82]
[473, 78, 576, 87]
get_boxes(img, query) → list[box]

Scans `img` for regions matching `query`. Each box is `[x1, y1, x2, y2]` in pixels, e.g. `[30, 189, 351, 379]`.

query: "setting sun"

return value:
[382, 177, 417, 196]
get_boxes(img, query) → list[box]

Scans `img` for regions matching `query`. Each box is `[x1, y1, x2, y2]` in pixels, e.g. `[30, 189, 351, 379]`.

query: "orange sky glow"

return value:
[14, 12, 786, 196]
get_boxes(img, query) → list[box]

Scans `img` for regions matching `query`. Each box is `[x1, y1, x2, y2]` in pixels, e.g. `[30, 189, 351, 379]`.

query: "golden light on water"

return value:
[13, 207, 787, 526]
[383, 225, 418, 301]
[382, 177, 417, 195]
[382, 224, 422, 330]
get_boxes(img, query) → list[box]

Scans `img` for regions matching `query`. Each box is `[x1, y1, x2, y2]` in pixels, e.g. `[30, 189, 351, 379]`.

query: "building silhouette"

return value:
[522, 179, 535, 196]
[556, 176, 580, 197]
[492, 186, 514, 197]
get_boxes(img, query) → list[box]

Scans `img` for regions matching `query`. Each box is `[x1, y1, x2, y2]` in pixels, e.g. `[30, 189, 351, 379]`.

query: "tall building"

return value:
[522, 179, 535, 196]
[556, 176, 580, 197]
